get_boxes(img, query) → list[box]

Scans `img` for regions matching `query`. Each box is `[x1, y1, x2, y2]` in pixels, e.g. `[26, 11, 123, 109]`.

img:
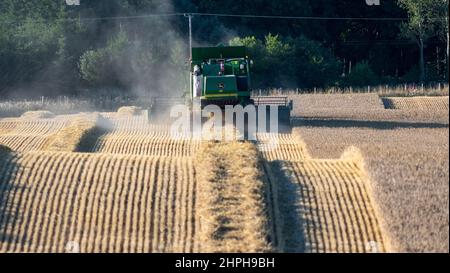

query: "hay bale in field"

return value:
[45, 113, 108, 152]
[21, 111, 55, 119]
[195, 141, 273, 253]
[117, 106, 143, 116]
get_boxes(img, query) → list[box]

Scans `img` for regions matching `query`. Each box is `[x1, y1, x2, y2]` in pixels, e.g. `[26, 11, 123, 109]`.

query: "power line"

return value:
[186, 12, 411, 21]
[1, 11, 446, 25]
[339, 40, 445, 46]
[0, 12, 417, 24]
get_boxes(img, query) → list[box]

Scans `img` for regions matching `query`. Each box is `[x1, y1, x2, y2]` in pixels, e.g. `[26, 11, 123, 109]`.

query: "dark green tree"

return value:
[397, 0, 446, 82]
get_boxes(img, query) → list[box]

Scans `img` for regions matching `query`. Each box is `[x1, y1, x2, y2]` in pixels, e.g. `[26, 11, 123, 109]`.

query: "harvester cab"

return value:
[190, 46, 252, 107]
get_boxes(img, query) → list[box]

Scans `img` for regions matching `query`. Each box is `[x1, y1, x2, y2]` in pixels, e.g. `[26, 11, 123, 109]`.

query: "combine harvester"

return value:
[150, 45, 292, 132]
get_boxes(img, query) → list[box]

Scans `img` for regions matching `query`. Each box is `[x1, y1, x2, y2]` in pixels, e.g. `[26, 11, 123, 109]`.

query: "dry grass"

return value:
[290, 94, 449, 125]
[0, 152, 198, 253]
[3, 95, 447, 253]
[0, 118, 71, 152]
[256, 133, 310, 161]
[195, 141, 272, 253]
[94, 133, 200, 156]
[44, 113, 107, 152]
[256, 132, 390, 253]
[255, 84, 449, 97]
[340, 146, 364, 161]
[93, 117, 200, 157]
[20, 111, 55, 119]
[117, 106, 143, 116]
[1, 113, 275, 253]
[0, 99, 94, 118]
[290, 94, 449, 123]
[0, 119, 18, 135]
[273, 158, 389, 253]
[293, 99, 449, 252]
[1, 112, 275, 253]
[295, 109, 449, 124]
[0, 112, 204, 253]
[383, 96, 449, 111]
[289, 93, 384, 117]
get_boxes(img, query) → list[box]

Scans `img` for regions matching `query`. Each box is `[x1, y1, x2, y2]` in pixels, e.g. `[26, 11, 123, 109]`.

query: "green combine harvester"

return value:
[150, 45, 292, 127]
[190, 46, 252, 107]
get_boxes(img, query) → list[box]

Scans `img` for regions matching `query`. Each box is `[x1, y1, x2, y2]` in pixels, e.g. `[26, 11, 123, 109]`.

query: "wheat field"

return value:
[0, 111, 271, 253]
[195, 141, 273, 252]
[0, 94, 447, 253]
[256, 133, 310, 161]
[0, 152, 198, 253]
[0, 111, 204, 252]
[93, 118, 201, 157]
[0, 117, 71, 152]
[257, 133, 389, 253]
[290, 94, 449, 252]
[277, 159, 387, 252]
[383, 96, 449, 111]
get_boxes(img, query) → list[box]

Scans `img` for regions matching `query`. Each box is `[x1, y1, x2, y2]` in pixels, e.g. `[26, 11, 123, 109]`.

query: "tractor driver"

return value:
[193, 65, 203, 98]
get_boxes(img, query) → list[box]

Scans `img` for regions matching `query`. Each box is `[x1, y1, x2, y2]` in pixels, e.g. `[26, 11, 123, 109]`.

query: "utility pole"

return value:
[447, 15, 449, 80]
[185, 14, 193, 60]
[184, 14, 193, 103]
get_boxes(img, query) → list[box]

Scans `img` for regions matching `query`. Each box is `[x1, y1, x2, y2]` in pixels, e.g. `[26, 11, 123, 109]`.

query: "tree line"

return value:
[0, 0, 448, 98]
